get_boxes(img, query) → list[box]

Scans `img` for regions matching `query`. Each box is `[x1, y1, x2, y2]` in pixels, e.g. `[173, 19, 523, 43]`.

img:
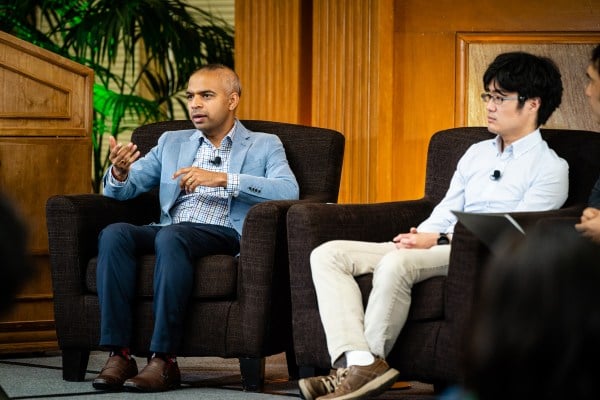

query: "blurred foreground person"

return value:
[0, 194, 32, 314]
[457, 225, 600, 400]
[0, 194, 33, 400]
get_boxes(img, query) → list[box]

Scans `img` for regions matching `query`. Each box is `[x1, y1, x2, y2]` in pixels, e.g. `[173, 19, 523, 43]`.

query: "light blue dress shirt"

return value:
[418, 129, 569, 234]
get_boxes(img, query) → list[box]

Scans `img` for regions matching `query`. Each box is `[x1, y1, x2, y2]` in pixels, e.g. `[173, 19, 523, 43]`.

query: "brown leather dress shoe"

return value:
[123, 357, 181, 392]
[93, 354, 138, 391]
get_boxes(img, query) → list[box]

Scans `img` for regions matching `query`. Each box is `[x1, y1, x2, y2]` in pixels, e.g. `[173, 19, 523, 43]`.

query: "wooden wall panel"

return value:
[311, 0, 394, 202]
[392, 0, 600, 201]
[236, 0, 600, 204]
[0, 32, 93, 353]
[0, 138, 91, 250]
[235, 0, 311, 123]
[236, 0, 395, 203]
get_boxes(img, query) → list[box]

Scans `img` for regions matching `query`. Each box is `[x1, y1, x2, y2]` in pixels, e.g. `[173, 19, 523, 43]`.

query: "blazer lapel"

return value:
[229, 123, 252, 174]
[163, 132, 201, 210]
[177, 133, 201, 168]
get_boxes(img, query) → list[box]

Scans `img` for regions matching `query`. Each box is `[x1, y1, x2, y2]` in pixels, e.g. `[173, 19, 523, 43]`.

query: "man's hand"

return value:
[575, 207, 600, 243]
[392, 227, 440, 249]
[108, 136, 140, 182]
[173, 167, 228, 194]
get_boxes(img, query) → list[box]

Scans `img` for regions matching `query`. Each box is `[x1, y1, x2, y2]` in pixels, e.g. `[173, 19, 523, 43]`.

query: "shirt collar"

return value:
[198, 120, 237, 147]
[492, 128, 542, 158]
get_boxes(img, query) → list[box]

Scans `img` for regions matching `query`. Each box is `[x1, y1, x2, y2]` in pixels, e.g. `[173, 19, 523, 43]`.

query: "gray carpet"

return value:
[0, 351, 436, 399]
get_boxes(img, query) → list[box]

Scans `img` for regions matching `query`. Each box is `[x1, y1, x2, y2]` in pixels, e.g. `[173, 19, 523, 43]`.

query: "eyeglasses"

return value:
[480, 92, 525, 105]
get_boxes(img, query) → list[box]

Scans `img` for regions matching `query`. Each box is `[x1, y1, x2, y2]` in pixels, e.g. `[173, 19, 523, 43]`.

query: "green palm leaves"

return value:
[1, 0, 234, 192]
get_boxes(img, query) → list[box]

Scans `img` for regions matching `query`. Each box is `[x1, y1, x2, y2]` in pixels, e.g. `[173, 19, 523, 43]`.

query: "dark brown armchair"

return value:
[46, 120, 345, 391]
[287, 127, 600, 390]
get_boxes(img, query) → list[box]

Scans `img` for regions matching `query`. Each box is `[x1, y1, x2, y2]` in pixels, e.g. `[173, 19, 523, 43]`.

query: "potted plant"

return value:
[1, 0, 234, 192]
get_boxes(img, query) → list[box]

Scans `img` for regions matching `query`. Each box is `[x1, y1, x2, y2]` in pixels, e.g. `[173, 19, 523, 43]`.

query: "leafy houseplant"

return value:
[1, 0, 234, 192]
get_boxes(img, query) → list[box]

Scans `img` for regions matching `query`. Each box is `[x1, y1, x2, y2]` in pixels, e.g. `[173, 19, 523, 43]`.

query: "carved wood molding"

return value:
[0, 31, 94, 137]
[455, 32, 600, 131]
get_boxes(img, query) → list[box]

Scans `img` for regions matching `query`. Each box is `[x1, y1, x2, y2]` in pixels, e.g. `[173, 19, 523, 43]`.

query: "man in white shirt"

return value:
[299, 52, 568, 400]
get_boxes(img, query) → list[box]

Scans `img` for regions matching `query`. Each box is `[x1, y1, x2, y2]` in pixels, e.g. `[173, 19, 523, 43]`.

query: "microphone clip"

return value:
[210, 156, 222, 166]
[490, 170, 501, 181]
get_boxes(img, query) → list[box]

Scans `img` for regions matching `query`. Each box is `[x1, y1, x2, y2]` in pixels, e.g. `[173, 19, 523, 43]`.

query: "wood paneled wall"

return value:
[235, 0, 600, 204]
[0, 31, 93, 353]
[236, 0, 312, 123]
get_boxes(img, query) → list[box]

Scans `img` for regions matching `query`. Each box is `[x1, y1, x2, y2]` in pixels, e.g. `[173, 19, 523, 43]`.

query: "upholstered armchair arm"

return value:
[439, 204, 586, 378]
[446, 204, 585, 316]
[288, 200, 436, 245]
[46, 192, 159, 352]
[46, 192, 160, 296]
[235, 199, 307, 355]
[447, 204, 585, 293]
[286, 200, 435, 367]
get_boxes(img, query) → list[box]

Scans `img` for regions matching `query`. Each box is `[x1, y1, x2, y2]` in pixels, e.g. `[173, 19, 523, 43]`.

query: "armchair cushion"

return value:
[86, 255, 238, 299]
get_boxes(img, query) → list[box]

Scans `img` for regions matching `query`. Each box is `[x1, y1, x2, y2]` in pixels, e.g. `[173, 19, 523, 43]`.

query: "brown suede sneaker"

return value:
[317, 358, 399, 400]
[299, 368, 349, 400]
[92, 354, 138, 391]
[123, 356, 181, 392]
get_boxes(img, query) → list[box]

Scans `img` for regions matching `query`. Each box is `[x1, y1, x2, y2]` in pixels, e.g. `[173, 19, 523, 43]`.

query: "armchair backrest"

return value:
[424, 127, 600, 208]
[131, 119, 345, 203]
[424, 127, 493, 206]
[541, 129, 600, 207]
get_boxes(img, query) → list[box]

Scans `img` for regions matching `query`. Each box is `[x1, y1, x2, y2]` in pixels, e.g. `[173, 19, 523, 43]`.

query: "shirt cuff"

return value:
[107, 167, 127, 186]
[227, 173, 240, 196]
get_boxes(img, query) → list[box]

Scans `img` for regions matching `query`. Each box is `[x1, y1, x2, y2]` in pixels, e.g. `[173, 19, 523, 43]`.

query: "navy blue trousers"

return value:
[96, 222, 240, 353]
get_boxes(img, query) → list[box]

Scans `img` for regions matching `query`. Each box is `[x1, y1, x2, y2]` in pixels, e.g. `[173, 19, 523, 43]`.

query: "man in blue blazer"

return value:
[92, 64, 299, 392]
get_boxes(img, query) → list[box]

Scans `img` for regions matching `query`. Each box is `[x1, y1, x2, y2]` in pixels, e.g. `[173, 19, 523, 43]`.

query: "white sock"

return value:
[345, 350, 375, 367]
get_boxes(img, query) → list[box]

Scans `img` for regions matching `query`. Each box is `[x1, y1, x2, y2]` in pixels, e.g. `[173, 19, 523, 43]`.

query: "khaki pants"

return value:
[310, 240, 451, 367]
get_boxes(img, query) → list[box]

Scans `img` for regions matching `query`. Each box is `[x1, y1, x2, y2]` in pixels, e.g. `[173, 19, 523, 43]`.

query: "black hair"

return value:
[591, 44, 600, 73]
[464, 224, 600, 400]
[483, 52, 563, 126]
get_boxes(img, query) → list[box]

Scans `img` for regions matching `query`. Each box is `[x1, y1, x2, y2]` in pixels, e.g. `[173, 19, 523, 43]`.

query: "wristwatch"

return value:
[437, 232, 450, 245]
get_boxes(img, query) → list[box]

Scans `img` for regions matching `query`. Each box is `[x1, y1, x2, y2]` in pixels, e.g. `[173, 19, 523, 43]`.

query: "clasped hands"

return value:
[173, 167, 227, 194]
[109, 137, 227, 192]
[575, 207, 600, 243]
[393, 227, 440, 249]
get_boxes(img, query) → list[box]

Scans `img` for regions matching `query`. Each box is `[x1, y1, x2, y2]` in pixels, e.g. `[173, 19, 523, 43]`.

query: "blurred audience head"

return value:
[463, 224, 600, 400]
[0, 194, 33, 314]
[586, 44, 600, 123]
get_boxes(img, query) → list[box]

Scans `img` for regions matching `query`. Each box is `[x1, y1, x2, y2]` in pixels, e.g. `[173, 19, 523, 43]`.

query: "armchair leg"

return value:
[285, 348, 299, 379]
[239, 357, 265, 392]
[61, 349, 90, 381]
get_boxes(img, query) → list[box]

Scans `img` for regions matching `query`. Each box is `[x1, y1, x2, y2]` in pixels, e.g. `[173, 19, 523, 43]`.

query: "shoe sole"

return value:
[122, 382, 180, 392]
[328, 368, 400, 400]
[298, 379, 319, 400]
[92, 380, 124, 391]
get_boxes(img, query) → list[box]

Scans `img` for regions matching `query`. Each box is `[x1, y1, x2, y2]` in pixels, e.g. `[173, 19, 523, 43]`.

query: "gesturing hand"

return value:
[108, 136, 140, 181]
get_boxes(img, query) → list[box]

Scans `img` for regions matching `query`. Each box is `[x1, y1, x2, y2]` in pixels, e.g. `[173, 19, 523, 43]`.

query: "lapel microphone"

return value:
[210, 156, 222, 166]
[490, 170, 501, 181]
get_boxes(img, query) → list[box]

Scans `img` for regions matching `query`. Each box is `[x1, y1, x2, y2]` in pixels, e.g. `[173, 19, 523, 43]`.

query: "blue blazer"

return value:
[103, 121, 300, 235]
